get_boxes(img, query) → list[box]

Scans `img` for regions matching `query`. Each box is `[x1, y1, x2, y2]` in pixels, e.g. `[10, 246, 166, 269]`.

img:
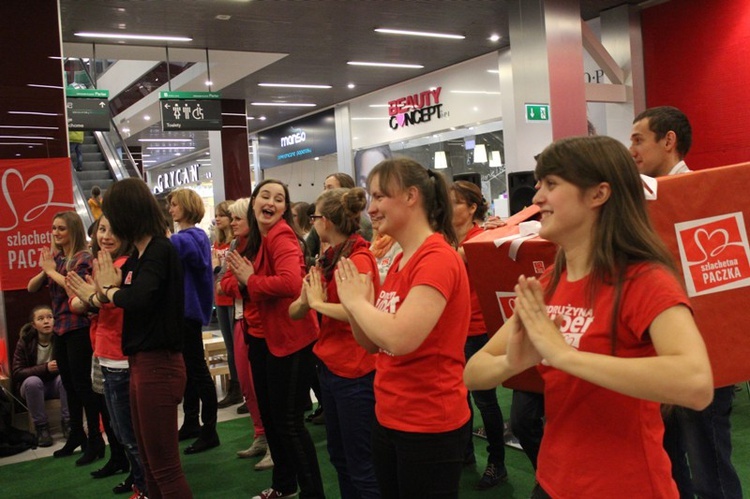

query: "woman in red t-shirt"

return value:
[290, 187, 379, 499]
[336, 158, 471, 498]
[451, 180, 509, 490]
[465, 136, 713, 499]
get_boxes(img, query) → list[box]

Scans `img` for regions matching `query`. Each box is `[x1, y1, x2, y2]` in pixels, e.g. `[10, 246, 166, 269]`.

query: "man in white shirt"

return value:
[630, 106, 742, 499]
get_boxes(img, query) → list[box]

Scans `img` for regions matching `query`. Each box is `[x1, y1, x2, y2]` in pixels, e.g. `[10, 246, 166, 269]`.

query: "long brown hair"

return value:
[243, 179, 303, 261]
[214, 200, 235, 245]
[367, 158, 457, 247]
[535, 136, 677, 353]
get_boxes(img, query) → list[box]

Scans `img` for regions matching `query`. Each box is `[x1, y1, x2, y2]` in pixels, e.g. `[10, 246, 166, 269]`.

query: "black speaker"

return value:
[508, 171, 536, 215]
[453, 172, 482, 189]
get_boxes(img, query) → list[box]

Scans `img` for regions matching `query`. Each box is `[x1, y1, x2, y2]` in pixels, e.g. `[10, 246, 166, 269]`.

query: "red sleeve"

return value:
[220, 266, 243, 299]
[620, 263, 692, 341]
[247, 229, 305, 301]
[410, 243, 463, 302]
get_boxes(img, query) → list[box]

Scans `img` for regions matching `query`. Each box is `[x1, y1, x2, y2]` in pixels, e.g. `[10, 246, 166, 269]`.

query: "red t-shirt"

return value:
[313, 246, 379, 378]
[537, 262, 689, 499]
[374, 233, 471, 433]
[460, 223, 487, 337]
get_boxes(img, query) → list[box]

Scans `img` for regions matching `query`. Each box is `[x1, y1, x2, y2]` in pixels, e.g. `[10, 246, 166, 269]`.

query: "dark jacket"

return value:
[11, 324, 57, 385]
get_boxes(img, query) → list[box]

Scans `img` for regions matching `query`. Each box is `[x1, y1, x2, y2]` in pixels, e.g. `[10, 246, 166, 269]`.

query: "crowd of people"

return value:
[10, 106, 742, 499]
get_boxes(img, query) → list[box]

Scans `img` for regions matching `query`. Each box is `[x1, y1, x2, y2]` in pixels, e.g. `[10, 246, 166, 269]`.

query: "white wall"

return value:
[262, 154, 338, 204]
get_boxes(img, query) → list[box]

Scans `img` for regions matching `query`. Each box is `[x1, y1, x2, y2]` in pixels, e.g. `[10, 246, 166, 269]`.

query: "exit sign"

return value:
[525, 104, 550, 122]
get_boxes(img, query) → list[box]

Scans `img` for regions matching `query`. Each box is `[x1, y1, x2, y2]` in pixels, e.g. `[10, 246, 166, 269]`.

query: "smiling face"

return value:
[367, 174, 408, 238]
[32, 307, 54, 335]
[230, 213, 249, 237]
[253, 182, 288, 234]
[533, 174, 595, 247]
[215, 210, 231, 231]
[97, 216, 122, 255]
[52, 217, 70, 250]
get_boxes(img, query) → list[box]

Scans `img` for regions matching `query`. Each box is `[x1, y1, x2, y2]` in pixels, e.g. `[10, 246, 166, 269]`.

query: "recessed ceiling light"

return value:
[0, 125, 58, 130]
[246, 116, 256, 120]
[348, 61, 423, 69]
[74, 32, 192, 42]
[250, 102, 316, 107]
[143, 115, 151, 121]
[27, 84, 64, 90]
[216, 14, 232, 21]
[450, 90, 502, 95]
[487, 69, 499, 74]
[138, 138, 193, 142]
[258, 83, 332, 89]
[8, 111, 60, 116]
[347, 83, 356, 89]
[375, 28, 465, 40]
[489, 34, 501, 42]
[205, 80, 213, 86]
[147, 146, 195, 150]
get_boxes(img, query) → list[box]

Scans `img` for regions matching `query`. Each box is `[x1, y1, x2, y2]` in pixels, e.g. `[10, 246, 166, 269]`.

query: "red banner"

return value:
[0, 158, 75, 291]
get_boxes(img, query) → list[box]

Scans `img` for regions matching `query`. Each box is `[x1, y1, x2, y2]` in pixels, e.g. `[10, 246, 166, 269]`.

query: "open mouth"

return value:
[261, 208, 275, 217]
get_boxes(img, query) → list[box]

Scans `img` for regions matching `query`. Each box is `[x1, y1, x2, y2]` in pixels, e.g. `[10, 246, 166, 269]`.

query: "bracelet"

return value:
[87, 293, 97, 308]
[102, 284, 118, 290]
[97, 291, 110, 304]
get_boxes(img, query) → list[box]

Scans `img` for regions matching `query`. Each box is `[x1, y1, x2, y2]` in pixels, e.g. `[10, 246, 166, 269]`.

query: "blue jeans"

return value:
[675, 386, 743, 499]
[464, 334, 506, 468]
[372, 419, 471, 499]
[216, 305, 237, 381]
[102, 366, 147, 495]
[318, 364, 379, 499]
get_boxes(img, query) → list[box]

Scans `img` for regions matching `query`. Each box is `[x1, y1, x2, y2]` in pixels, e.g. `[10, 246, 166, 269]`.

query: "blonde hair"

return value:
[167, 188, 205, 224]
[228, 198, 250, 219]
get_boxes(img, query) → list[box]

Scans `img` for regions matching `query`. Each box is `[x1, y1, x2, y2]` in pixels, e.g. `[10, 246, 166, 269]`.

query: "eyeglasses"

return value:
[309, 215, 324, 221]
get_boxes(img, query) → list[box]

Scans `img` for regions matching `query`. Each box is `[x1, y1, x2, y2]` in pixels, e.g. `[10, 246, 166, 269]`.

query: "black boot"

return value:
[178, 417, 202, 441]
[184, 425, 220, 455]
[217, 380, 243, 408]
[53, 429, 87, 458]
[91, 455, 130, 478]
[75, 433, 105, 466]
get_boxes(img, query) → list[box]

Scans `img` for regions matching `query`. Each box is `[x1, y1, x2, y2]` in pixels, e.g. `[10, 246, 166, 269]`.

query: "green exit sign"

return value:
[525, 104, 550, 122]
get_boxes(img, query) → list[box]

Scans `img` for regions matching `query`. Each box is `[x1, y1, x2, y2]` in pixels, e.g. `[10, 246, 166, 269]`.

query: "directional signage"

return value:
[525, 104, 550, 122]
[160, 91, 223, 131]
[66, 88, 111, 131]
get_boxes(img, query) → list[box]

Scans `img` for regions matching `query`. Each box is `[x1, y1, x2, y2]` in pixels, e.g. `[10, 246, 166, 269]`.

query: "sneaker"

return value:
[254, 449, 274, 471]
[251, 488, 297, 499]
[475, 462, 508, 490]
[35, 423, 53, 447]
[237, 435, 268, 458]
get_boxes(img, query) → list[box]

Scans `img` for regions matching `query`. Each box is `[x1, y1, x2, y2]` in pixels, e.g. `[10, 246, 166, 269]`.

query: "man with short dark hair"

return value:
[631, 106, 742, 499]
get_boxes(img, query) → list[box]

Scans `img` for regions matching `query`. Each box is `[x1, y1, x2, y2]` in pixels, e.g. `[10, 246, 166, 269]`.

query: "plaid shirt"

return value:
[49, 250, 92, 335]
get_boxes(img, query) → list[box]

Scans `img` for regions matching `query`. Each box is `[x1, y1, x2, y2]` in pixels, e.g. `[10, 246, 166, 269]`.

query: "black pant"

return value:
[510, 390, 545, 470]
[181, 318, 218, 433]
[372, 419, 471, 499]
[248, 336, 324, 498]
[53, 327, 102, 438]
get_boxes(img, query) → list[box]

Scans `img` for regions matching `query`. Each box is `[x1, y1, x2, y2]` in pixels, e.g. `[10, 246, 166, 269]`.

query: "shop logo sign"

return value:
[387, 87, 447, 130]
[675, 212, 750, 297]
[495, 291, 516, 323]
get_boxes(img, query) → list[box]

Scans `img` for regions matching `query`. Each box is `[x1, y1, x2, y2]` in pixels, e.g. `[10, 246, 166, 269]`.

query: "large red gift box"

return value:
[646, 162, 750, 388]
[464, 205, 557, 392]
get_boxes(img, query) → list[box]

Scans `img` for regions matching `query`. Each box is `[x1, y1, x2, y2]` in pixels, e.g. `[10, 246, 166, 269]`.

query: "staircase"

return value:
[76, 132, 115, 197]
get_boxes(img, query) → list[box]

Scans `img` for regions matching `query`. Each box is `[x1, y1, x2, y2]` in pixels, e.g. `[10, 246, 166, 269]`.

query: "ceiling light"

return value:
[175, 153, 182, 156]
[138, 138, 193, 142]
[450, 90, 502, 95]
[347, 83, 356, 89]
[205, 80, 213, 86]
[259, 116, 267, 120]
[246, 116, 256, 120]
[250, 102, 316, 107]
[146, 146, 195, 150]
[375, 28, 465, 40]
[258, 83, 332, 89]
[0, 125, 58, 130]
[74, 32, 192, 42]
[215, 14, 232, 21]
[0, 135, 54, 140]
[434, 151, 449, 170]
[489, 150, 503, 168]
[28, 84, 64, 90]
[143, 115, 151, 121]
[487, 69, 499, 74]
[8, 111, 60, 116]
[348, 61, 424, 69]
[474, 144, 488, 164]
[122, 128, 130, 133]
[489, 34, 501, 42]
[368, 104, 388, 108]
[0, 142, 43, 146]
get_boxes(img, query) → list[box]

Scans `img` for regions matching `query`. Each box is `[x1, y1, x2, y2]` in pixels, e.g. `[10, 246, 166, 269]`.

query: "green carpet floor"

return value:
[2, 387, 749, 498]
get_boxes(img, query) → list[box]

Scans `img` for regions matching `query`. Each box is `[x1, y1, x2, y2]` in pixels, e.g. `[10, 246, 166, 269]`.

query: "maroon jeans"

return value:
[129, 350, 192, 498]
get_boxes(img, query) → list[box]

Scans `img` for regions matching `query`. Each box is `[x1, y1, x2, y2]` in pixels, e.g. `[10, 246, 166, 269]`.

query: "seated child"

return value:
[11, 305, 69, 447]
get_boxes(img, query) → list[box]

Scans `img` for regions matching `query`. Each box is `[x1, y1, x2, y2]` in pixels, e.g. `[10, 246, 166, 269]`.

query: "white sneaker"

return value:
[251, 488, 297, 499]
[237, 435, 268, 458]
[254, 449, 274, 471]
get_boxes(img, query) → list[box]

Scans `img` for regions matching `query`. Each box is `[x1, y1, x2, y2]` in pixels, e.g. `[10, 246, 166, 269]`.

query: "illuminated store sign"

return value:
[387, 86, 446, 130]
[258, 109, 336, 169]
[152, 164, 200, 194]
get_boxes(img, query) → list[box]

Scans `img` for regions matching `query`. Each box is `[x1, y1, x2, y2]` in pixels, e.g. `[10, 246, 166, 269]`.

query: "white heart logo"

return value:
[0, 168, 73, 231]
